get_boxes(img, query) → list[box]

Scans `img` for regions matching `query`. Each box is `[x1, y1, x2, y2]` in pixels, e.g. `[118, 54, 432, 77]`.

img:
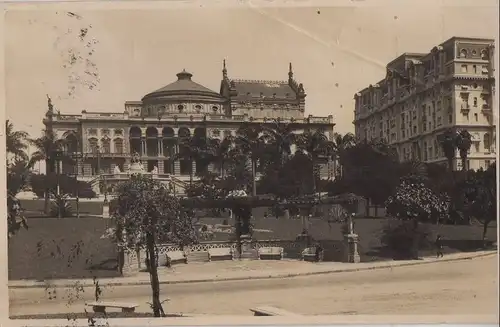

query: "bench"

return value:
[301, 247, 318, 262]
[258, 247, 284, 260]
[166, 250, 188, 265]
[85, 301, 139, 313]
[208, 248, 234, 261]
[250, 306, 301, 316]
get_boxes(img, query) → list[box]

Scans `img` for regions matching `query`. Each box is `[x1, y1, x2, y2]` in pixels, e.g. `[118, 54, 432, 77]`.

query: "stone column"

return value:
[120, 248, 140, 276]
[192, 161, 196, 176]
[124, 158, 131, 171]
[343, 213, 360, 263]
[158, 160, 164, 174]
[158, 139, 163, 156]
[142, 139, 147, 156]
[174, 143, 180, 175]
[343, 233, 360, 263]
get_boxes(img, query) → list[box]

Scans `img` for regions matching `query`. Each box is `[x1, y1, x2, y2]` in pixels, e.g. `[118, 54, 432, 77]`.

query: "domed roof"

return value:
[142, 70, 222, 102]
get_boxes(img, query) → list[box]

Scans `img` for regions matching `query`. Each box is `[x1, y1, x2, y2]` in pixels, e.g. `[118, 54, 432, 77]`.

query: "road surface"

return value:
[10, 255, 498, 317]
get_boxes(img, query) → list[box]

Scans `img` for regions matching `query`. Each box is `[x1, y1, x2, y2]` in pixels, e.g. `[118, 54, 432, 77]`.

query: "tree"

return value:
[461, 163, 497, 243]
[5, 120, 28, 163]
[207, 136, 234, 179]
[234, 123, 266, 196]
[337, 140, 401, 215]
[175, 134, 207, 186]
[29, 129, 68, 214]
[385, 179, 450, 258]
[258, 151, 314, 199]
[456, 129, 472, 171]
[329, 132, 356, 177]
[261, 120, 296, 167]
[7, 158, 31, 237]
[112, 174, 197, 317]
[296, 128, 330, 193]
[439, 128, 458, 172]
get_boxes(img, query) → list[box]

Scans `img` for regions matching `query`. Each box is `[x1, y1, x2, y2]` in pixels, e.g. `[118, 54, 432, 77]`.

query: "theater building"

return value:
[44, 62, 335, 194]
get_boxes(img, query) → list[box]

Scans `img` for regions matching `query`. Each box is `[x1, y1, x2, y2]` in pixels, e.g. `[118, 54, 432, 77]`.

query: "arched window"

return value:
[460, 49, 467, 58]
[88, 138, 98, 153]
[101, 137, 111, 154]
[178, 127, 190, 138]
[65, 133, 78, 153]
[114, 138, 123, 154]
[146, 127, 159, 156]
[129, 126, 142, 155]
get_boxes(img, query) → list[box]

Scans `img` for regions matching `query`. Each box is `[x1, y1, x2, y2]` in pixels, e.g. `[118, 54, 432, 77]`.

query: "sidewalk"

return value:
[9, 250, 496, 289]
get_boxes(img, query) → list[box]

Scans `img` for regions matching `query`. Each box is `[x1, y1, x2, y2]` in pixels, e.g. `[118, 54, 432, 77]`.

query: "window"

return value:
[473, 97, 478, 107]
[114, 138, 123, 153]
[101, 138, 111, 154]
[460, 49, 467, 58]
[483, 133, 491, 152]
[473, 65, 477, 74]
[461, 64, 468, 73]
[474, 113, 478, 121]
[88, 138, 98, 153]
[485, 160, 491, 167]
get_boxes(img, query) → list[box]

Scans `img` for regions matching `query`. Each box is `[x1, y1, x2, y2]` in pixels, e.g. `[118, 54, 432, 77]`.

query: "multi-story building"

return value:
[44, 62, 335, 194]
[354, 37, 496, 171]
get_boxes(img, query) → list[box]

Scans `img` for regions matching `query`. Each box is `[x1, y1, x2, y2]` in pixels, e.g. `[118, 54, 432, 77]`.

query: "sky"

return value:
[4, 0, 499, 140]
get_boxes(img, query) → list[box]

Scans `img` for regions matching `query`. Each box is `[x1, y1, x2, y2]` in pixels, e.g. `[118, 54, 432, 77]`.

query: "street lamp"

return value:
[53, 149, 64, 218]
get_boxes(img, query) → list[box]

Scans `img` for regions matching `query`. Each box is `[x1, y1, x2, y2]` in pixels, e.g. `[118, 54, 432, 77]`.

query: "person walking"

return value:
[435, 234, 444, 258]
[315, 242, 323, 262]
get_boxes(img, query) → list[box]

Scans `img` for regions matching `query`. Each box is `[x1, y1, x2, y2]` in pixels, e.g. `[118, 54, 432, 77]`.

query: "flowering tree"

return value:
[385, 180, 450, 258]
[461, 163, 497, 243]
[112, 174, 197, 317]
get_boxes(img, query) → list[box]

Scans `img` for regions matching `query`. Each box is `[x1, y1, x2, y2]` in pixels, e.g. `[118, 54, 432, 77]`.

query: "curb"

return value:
[10, 251, 497, 289]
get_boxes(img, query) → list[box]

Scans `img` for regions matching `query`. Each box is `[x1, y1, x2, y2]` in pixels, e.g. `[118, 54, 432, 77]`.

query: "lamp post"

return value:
[53, 149, 63, 218]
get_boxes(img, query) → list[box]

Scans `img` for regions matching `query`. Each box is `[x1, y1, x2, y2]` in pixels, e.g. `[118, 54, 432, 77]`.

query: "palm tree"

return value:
[175, 134, 209, 187]
[456, 129, 472, 171]
[439, 129, 458, 173]
[28, 129, 67, 214]
[262, 120, 296, 167]
[329, 132, 356, 178]
[234, 124, 266, 196]
[208, 136, 234, 179]
[6, 120, 29, 163]
[296, 128, 330, 194]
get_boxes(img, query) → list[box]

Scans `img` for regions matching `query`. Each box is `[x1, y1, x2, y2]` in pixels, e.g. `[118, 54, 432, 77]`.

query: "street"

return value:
[9, 255, 498, 317]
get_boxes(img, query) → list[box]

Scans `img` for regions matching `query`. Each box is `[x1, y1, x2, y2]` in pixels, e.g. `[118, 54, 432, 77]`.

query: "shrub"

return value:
[49, 193, 73, 218]
[379, 220, 433, 259]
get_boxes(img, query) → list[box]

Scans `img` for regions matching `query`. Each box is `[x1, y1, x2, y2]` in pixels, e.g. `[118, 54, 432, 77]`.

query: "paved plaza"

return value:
[9, 252, 498, 318]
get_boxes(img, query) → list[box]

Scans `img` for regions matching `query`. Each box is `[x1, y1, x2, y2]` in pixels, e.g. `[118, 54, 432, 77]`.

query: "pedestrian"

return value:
[435, 234, 444, 258]
[315, 242, 323, 262]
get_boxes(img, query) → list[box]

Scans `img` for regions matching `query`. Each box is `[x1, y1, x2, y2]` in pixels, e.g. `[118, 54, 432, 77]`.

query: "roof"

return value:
[230, 79, 297, 100]
[142, 70, 222, 101]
